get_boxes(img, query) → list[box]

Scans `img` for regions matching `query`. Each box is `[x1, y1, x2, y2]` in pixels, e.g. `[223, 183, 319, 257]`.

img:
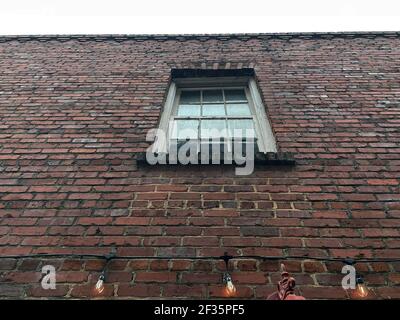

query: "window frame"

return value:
[153, 77, 277, 154]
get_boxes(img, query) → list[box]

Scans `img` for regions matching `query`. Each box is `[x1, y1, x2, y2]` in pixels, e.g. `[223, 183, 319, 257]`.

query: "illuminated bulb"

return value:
[355, 277, 369, 298]
[225, 279, 237, 296]
[223, 273, 237, 297]
[95, 274, 105, 294]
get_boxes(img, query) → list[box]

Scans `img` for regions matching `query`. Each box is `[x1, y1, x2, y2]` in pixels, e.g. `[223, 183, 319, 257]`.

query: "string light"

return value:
[222, 252, 236, 297]
[95, 273, 105, 294]
[2, 251, 396, 299]
[343, 258, 370, 299]
[223, 272, 237, 297]
[355, 276, 369, 298]
[93, 249, 116, 296]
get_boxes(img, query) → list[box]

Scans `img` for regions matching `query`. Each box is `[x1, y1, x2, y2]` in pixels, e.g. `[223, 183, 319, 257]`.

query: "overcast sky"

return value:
[0, 0, 399, 35]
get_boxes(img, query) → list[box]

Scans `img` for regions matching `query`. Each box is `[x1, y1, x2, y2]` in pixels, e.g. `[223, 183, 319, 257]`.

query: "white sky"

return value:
[0, 0, 399, 35]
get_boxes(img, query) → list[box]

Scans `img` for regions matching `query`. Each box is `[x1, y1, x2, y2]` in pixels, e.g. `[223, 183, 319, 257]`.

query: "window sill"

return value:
[135, 151, 295, 166]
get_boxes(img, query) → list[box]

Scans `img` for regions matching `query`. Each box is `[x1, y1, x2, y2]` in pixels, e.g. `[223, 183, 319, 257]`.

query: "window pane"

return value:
[202, 104, 225, 116]
[200, 120, 227, 139]
[180, 91, 200, 104]
[171, 120, 198, 140]
[177, 104, 201, 116]
[202, 90, 223, 103]
[225, 89, 247, 102]
[226, 103, 251, 116]
[228, 119, 256, 138]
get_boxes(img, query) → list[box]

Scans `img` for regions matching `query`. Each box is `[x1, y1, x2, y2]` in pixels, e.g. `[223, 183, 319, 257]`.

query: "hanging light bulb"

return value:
[355, 276, 369, 298]
[93, 250, 116, 296]
[221, 252, 236, 297]
[223, 272, 237, 297]
[95, 273, 105, 294]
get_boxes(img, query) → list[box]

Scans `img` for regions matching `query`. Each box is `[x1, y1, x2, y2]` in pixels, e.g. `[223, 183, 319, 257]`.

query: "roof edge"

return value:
[0, 31, 400, 42]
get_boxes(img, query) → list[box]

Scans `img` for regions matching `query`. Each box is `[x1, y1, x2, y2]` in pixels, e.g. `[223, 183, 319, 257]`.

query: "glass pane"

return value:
[177, 104, 201, 116]
[200, 120, 227, 139]
[171, 120, 199, 140]
[202, 90, 223, 103]
[228, 119, 256, 138]
[226, 103, 251, 116]
[202, 104, 225, 116]
[180, 91, 200, 104]
[225, 89, 247, 102]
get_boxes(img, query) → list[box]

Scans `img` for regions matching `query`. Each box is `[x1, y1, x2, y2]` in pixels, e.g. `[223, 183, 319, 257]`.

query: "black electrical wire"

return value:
[1, 253, 400, 264]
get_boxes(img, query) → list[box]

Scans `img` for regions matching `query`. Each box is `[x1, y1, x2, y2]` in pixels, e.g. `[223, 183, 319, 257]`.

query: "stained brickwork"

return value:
[0, 33, 399, 299]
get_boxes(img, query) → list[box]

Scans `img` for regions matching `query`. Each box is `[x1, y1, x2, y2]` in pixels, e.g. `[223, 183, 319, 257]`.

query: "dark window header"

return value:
[171, 68, 255, 79]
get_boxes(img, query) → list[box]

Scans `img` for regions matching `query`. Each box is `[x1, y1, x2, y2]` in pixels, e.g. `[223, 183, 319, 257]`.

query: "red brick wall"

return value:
[0, 34, 399, 299]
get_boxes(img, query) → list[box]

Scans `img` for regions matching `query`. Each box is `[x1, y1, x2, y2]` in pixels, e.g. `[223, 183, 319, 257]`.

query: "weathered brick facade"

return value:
[0, 33, 399, 299]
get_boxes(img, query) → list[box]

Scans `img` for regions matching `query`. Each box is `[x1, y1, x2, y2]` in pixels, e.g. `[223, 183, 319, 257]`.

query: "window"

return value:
[173, 88, 255, 142]
[153, 75, 277, 154]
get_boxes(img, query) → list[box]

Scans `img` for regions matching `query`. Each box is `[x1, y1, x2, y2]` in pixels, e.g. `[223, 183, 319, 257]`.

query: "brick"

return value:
[181, 273, 220, 284]
[114, 217, 150, 225]
[0, 186, 28, 193]
[134, 272, 177, 283]
[106, 271, 133, 282]
[28, 186, 59, 193]
[136, 193, 168, 200]
[163, 284, 205, 298]
[342, 194, 376, 201]
[182, 237, 219, 246]
[241, 227, 279, 237]
[117, 284, 160, 297]
[170, 260, 192, 271]
[77, 217, 112, 225]
[11, 227, 47, 236]
[303, 261, 326, 273]
[170, 193, 201, 200]
[68, 193, 101, 200]
[0, 259, 17, 270]
[2, 272, 42, 283]
[61, 260, 83, 271]
[237, 260, 257, 271]
[156, 185, 188, 192]
[367, 179, 398, 185]
[0, 285, 25, 297]
[149, 260, 169, 271]
[308, 193, 338, 201]
[313, 211, 348, 219]
[17, 259, 41, 271]
[189, 218, 224, 226]
[2, 193, 33, 201]
[0, 33, 399, 300]
[300, 286, 348, 299]
[232, 272, 268, 284]
[55, 272, 89, 283]
[152, 217, 186, 226]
